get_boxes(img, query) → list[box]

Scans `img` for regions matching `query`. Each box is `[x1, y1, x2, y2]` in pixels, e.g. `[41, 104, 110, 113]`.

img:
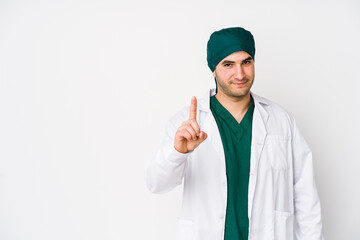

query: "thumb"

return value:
[198, 131, 208, 143]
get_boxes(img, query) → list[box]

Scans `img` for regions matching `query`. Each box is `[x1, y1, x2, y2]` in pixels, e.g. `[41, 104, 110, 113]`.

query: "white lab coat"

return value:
[146, 89, 323, 240]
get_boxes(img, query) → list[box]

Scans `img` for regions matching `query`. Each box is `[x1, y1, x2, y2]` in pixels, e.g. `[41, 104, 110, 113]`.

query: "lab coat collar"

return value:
[198, 88, 270, 113]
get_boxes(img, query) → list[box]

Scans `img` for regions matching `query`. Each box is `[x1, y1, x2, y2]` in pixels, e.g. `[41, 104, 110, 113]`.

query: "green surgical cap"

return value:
[207, 27, 255, 72]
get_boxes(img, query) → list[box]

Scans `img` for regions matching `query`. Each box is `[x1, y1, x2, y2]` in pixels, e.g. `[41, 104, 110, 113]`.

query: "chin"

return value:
[232, 89, 250, 98]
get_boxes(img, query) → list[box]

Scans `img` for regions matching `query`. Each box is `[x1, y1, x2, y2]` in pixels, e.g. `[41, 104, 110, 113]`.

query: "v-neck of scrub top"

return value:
[210, 95, 254, 240]
[211, 96, 254, 139]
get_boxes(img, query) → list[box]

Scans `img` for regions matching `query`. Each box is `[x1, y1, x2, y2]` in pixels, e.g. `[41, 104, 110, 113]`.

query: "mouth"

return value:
[231, 81, 248, 87]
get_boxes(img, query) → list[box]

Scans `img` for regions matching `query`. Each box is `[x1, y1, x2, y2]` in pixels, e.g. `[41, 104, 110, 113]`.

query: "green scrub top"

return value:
[210, 95, 254, 240]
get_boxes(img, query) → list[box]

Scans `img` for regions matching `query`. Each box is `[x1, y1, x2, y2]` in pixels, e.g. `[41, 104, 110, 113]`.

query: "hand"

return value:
[174, 96, 208, 153]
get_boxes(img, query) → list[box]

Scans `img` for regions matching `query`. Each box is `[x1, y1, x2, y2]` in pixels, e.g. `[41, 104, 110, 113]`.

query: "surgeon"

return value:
[146, 27, 324, 240]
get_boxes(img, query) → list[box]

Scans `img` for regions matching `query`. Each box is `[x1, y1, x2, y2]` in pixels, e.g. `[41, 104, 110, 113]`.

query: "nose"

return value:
[234, 64, 245, 80]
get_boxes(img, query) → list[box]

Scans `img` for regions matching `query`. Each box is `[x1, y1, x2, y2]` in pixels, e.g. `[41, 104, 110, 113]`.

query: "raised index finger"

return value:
[189, 96, 197, 120]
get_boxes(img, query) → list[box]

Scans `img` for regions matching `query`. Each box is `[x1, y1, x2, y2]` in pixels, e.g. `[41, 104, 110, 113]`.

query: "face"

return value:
[213, 51, 255, 100]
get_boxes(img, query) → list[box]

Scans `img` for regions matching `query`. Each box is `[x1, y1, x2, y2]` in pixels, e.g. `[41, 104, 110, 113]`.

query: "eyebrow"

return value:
[221, 60, 235, 65]
[242, 57, 253, 63]
[221, 56, 253, 65]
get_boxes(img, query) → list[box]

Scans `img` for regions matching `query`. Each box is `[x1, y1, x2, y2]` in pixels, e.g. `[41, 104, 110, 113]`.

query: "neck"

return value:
[215, 92, 252, 123]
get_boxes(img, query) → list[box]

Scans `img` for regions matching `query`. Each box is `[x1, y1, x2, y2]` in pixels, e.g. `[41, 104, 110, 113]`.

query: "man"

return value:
[146, 27, 323, 240]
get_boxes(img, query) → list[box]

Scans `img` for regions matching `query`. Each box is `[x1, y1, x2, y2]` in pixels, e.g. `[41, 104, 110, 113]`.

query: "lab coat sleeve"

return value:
[292, 120, 324, 239]
[146, 110, 191, 194]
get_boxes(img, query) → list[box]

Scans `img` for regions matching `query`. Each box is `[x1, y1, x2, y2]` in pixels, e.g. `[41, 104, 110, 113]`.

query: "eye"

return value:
[243, 60, 251, 65]
[223, 63, 232, 67]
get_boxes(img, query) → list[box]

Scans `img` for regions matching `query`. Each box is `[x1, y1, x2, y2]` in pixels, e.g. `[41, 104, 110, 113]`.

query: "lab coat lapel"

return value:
[207, 112, 226, 170]
[198, 90, 226, 170]
[248, 94, 269, 219]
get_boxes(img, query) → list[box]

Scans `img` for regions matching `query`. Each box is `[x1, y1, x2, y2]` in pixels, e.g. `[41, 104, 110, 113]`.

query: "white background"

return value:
[0, 0, 359, 239]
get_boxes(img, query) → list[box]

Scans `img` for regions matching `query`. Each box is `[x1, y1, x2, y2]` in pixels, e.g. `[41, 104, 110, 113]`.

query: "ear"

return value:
[212, 70, 216, 77]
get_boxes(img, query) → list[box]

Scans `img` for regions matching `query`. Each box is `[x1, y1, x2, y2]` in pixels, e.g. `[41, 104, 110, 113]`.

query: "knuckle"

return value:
[182, 120, 189, 126]
[182, 120, 189, 125]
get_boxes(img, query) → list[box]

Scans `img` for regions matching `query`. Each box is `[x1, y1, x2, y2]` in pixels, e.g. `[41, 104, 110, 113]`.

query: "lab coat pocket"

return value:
[265, 136, 291, 170]
[273, 210, 294, 240]
[176, 219, 194, 240]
